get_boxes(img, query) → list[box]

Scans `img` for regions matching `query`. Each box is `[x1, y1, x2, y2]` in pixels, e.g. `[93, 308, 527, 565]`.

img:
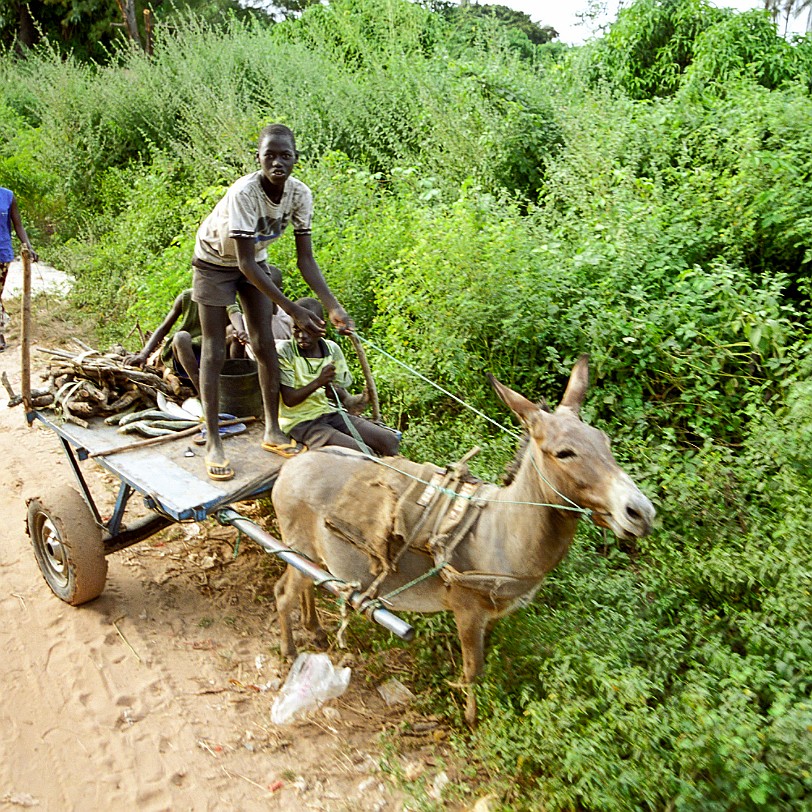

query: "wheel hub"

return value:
[40, 518, 68, 583]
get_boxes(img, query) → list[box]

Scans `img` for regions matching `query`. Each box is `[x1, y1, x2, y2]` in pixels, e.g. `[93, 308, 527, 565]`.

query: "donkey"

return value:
[271, 356, 655, 725]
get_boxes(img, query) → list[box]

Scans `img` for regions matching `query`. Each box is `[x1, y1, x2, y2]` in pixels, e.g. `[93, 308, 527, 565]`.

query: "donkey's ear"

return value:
[488, 374, 541, 427]
[558, 354, 589, 416]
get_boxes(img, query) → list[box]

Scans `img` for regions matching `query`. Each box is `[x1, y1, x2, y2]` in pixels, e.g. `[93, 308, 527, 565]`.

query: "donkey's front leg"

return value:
[453, 604, 489, 728]
[274, 566, 306, 659]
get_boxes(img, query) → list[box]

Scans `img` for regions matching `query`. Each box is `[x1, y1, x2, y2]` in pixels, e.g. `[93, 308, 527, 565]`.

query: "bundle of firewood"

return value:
[12, 339, 194, 427]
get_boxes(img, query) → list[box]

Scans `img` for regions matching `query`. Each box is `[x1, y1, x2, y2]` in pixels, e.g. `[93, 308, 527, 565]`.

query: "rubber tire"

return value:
[26, 485, 107, 605]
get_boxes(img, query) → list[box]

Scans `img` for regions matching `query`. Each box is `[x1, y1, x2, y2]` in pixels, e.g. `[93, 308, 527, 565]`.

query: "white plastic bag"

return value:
[271, 653, 351, 724]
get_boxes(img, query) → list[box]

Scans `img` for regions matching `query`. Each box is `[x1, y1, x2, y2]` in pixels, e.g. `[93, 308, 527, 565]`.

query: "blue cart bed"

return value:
[25, 409, 414, 640]
[34, 410, 283, 522]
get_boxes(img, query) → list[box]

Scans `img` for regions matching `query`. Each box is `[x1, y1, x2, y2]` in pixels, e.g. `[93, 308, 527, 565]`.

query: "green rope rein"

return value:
[375, 561, 448, 605]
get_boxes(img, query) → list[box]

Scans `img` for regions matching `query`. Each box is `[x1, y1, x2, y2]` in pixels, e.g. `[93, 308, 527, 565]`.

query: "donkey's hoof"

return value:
[279, 643, 298, 661]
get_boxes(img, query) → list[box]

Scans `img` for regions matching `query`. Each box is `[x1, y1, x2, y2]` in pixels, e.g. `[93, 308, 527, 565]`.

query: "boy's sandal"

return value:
[261, 439, 305, 458]
[192, 422, 247, 446]
[205, 458, 234, 481]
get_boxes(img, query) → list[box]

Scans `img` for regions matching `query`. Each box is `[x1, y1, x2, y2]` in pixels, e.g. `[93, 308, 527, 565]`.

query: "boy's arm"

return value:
[124, 294, 184, 366]
[279, 362, 337, 408]
[326, 345, 366, 413]
[234, 238, 324, 337]
[9, 197, 38, 262]
[294, 233, 354, 335]
[226, 305, 249, 345]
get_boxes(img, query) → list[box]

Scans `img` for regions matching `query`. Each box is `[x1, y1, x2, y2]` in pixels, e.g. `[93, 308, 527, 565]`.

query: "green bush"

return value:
[583, 0, 729, 99]
[465, 388, 812, 808]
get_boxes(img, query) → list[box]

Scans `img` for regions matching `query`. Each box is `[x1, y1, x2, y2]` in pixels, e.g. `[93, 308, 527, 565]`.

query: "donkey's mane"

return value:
[501, 399, 548, 485]
[501, 433, 529, 485]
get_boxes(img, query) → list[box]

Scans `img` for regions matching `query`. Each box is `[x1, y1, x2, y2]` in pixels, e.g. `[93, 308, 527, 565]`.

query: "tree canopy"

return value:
[0, 0, 272, 57]
[0, 0, 559, 58]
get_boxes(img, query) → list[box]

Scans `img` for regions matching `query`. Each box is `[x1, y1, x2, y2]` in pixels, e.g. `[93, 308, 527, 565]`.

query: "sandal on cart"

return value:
[192, 422, 247, 446]
[261, 439, 305, 458]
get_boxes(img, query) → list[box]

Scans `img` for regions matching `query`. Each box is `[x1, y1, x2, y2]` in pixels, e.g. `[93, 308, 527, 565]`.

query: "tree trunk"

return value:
[18, 1, 38, 49]
[115, 0, 141, 44]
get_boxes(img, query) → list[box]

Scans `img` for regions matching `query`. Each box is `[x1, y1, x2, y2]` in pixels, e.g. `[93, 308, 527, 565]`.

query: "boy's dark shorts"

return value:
[171, 345, 201, 381]
[192, 260, 281, 308]
[289, 412, 369, 451]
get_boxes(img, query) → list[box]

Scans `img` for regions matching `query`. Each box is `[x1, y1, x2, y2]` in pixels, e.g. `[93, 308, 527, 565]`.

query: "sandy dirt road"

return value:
[0, 280, 456, 812]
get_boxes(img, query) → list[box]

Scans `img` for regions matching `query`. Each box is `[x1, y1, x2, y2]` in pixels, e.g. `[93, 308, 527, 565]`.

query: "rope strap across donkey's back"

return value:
[324, 447, 541, 609]
[380, 455, 542, 608]
[324, 450, 486, 594]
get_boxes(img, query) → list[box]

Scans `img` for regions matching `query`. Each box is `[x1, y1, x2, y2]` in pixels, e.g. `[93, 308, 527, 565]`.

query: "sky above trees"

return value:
[502, 0, 810, 43]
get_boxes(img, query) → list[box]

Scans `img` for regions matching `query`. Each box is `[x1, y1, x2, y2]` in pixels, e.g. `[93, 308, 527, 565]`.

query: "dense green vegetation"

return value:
[2, 0, 810, 807]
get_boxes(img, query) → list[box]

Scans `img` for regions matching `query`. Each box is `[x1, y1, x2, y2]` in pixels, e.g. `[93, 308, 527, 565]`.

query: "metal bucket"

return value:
[218, 358, 262, 418]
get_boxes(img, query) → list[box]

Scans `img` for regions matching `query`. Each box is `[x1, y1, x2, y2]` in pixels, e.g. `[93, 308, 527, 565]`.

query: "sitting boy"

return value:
[125, 288, 248, 395]
[278, 297, 400, 457]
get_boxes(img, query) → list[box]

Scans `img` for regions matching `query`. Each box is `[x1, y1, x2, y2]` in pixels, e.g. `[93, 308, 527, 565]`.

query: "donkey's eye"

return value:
[555, 449, 576, 459]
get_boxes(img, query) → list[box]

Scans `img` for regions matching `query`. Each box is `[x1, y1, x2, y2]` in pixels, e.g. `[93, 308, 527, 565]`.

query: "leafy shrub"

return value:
[584, 0, 729, 99]
[463, 383, 812, 809]
[686, 9, 801, 90]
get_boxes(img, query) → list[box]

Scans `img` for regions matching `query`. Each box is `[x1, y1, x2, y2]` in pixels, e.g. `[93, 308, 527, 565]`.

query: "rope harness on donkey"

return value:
[317, 331, 590, 626]
[322, 446, 540, 614]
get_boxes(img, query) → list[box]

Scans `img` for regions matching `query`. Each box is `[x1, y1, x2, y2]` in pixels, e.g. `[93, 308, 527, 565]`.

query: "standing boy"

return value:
[0, 187, 38, 352]
[278, 297, 400, 457]
[191, 124, 353, 480]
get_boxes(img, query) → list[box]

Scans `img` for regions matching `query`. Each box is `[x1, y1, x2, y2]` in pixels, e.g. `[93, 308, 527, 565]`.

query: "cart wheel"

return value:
[26, 485, 107, 605]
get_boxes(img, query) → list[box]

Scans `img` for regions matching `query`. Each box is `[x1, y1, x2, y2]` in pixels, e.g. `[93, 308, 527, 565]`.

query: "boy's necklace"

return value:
[295, 340, 327, 372]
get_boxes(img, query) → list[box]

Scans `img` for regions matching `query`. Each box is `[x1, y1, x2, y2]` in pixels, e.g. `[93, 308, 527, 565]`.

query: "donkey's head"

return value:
[489, 356, 655, 540]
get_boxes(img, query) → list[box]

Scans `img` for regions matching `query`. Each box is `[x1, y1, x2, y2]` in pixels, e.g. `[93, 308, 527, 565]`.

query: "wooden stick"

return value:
[35, 347, 76, 359]
[144, 7, 153, 56]
[112, 616, 143, 663]
[89, 416, 255, 458]
[348, 332, 381, 422]
[71, 337, 95, 352]
[20, 247, 32, 417]
[1, 370, 16, 401]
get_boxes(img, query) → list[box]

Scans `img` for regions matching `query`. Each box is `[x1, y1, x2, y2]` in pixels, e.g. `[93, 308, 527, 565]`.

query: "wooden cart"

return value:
[18, 249, 414, 643]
